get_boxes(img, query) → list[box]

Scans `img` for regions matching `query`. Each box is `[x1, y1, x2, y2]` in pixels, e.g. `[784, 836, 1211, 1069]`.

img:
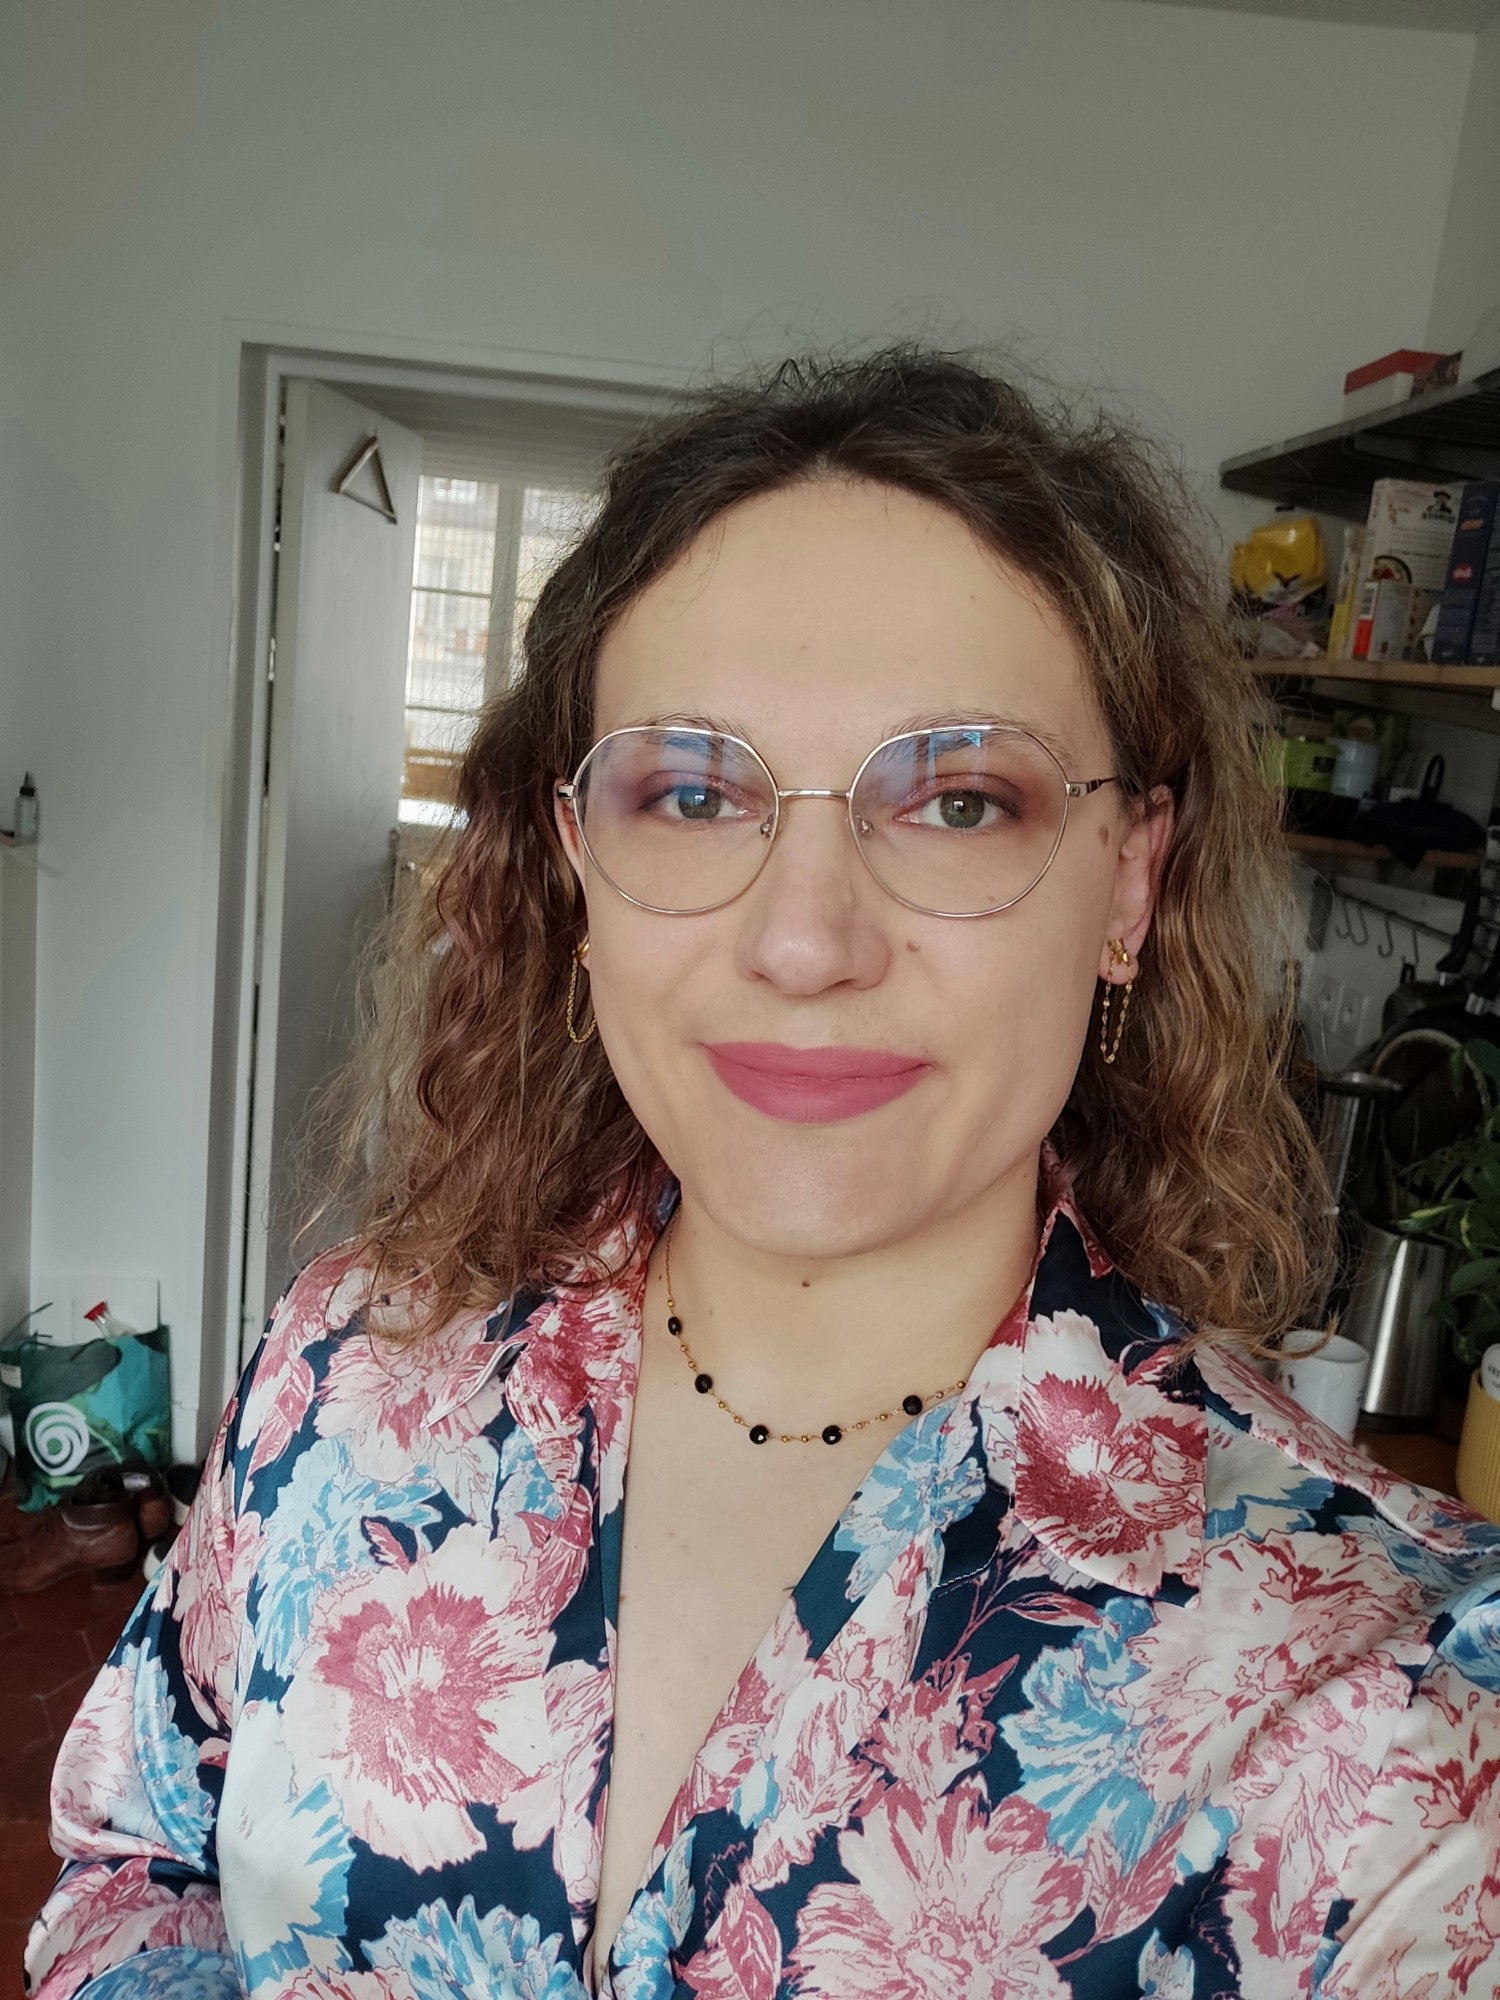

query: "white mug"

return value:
[1275, 1330, 1371, 1442]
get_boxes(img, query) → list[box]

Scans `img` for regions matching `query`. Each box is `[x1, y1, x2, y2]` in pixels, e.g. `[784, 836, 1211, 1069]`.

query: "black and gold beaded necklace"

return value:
[661, 1211, 968, 1446]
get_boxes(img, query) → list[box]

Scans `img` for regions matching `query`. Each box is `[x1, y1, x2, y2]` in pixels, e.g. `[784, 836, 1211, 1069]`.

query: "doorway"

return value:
[207, 348, 665, 1426]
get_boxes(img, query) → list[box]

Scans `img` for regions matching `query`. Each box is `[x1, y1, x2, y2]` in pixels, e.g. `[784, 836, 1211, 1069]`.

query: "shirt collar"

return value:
[426, 1140, 1206, 1597]
[1006, 1152, 1207, 1596]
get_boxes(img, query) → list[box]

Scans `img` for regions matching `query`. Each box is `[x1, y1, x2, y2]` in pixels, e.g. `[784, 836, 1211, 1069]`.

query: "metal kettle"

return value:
[1340, 1222, 1449, 1426]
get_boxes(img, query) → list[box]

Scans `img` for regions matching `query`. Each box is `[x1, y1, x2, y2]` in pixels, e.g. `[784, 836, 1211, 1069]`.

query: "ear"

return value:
[553, 782, 589, 894]
[1100, 784, 1174, 980]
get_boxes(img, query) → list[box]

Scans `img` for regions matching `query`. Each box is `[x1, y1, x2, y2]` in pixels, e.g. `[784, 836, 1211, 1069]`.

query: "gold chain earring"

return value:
[565, 938, 597, 1046]
[1098, 938, 1134, 1065]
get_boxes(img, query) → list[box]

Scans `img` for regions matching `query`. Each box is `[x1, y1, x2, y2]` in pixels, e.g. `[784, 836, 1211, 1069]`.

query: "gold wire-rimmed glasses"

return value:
[555, 722, 1121, 919]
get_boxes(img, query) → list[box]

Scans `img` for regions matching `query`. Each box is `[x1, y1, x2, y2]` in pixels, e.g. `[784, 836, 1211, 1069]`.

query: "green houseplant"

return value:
[1392, 1036, 1500, 1371]
[1392, 1036, 1500, 1518]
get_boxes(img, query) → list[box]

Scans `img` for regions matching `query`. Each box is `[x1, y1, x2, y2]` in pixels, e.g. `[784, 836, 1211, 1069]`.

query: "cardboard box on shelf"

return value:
[1326, 524, 1365, 662]
[1342, 479, 1462, 662]
[1352, 578, 1414, 663]
[1342, 348, 1459, 421]
[1432, 482, 1500, 664]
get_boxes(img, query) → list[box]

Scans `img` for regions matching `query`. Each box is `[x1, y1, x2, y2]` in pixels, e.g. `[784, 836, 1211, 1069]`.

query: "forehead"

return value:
[592, 478, 1104, 770]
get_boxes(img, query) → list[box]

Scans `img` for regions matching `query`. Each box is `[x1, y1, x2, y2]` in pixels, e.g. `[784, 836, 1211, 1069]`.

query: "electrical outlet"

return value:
[1335, 987, 1364, 1046]
[1315, 976, 1342, 1036]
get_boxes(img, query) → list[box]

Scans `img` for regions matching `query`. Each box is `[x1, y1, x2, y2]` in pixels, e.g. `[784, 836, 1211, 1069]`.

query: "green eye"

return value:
[938, 792, 988, 830]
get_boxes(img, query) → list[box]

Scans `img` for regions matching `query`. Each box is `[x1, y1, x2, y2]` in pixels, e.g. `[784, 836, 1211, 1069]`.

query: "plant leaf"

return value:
[1448, 1258, 1500, 1297]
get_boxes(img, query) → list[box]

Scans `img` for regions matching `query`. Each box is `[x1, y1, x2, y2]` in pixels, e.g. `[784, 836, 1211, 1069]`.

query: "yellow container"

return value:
[1456, 1372, 1500, 1522]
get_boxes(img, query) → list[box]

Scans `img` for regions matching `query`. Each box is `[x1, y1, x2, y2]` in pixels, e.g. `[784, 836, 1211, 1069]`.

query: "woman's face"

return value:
[557, 477, 1172, 1258]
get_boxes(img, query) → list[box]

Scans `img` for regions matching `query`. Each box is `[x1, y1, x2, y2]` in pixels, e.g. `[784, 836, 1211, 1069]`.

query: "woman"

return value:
[29, 350, 1500, 2000]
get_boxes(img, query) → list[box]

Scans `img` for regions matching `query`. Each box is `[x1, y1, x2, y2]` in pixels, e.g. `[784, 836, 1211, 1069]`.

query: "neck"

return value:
[647, 1156, 1044, 1433]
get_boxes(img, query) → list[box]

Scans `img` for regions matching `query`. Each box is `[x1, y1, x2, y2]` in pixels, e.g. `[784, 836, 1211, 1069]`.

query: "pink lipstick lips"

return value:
[703, 1041, 931, 1124]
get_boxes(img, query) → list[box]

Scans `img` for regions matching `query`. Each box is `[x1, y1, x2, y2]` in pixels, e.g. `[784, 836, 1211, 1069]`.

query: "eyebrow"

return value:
[621, 708, 1080, 768]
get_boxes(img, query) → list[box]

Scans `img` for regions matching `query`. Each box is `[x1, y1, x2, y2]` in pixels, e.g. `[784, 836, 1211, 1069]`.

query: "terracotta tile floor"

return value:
[0, 1570, 141, 1999]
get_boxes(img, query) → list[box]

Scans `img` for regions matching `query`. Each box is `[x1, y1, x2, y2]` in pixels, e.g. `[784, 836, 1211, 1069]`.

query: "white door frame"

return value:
[200, 336, 680, 1437]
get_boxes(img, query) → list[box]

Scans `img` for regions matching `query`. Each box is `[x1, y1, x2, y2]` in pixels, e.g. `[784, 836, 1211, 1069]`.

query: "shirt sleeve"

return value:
[1313, 1588, 1500, 1998]
[25, 1364, 251, 2000]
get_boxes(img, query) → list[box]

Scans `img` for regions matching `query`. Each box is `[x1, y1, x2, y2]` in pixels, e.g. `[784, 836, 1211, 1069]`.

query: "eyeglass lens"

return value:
[571, 726, 1071, 917]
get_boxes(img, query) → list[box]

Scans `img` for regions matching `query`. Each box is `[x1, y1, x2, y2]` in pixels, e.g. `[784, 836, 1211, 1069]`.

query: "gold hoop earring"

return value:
[1098, 938, 1134, 1066]
[565, 939, 596, 1046]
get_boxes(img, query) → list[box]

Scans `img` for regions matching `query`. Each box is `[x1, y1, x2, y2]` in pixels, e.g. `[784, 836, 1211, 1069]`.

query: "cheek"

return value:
[939, 927, 1090, 1055]
[577, 906, 712, 1115]
[927, 898, 1103, 1111]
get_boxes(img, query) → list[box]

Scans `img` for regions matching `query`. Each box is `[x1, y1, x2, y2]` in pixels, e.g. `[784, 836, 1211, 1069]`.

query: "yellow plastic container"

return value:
[1456, 1372, 1500, 1523]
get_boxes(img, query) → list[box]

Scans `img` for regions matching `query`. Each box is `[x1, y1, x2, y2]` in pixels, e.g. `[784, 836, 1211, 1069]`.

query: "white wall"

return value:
[1427, 11, 1500, 352]
[0, 0, 1478, 1447]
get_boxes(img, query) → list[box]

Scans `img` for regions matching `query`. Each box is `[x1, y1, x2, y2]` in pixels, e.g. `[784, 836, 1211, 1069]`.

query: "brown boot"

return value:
[0, 1482, 42, 1546]
[125, 1470, 172, 1546]
[0, 1494, 139, 1593]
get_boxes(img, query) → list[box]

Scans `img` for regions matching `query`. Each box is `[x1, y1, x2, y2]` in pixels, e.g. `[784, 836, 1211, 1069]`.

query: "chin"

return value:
[686, 1140, 938, 1261]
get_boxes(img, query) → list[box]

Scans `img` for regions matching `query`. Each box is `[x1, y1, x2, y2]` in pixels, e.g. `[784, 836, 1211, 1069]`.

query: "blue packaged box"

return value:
[1432, 480, 1500, 663]
[1469, 532, 1500, 666]
[1432, 478, 1500, 660]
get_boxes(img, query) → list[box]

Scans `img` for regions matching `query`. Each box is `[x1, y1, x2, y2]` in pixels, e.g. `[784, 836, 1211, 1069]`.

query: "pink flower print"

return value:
[316, 1332, 442, 1476]
[1202, 1346, 1417, 1508]
[26, 1863, 228, 2000]
[859, 1656, 1007, 1803]
[678, 1883, 784, 2000]
[542, 1653, 613, 1917]
[315, 1322, 505, 1508]
[51, 1662, 151, 1856]
[1348, 1662, 1500, 1997]
[246, 1349, 318, 1482]
[277, 1970, 400, 2000]
[510, 1285, 638, 1450]
[787, 1786, 1083, 1999]
[742, 1545, 931, 1889]
[173, 1529, 241, 1732]
[1221, 1732, 1360, 1982]
[1016, 1310, 1205, 1593]
[659, 1600, 816, 1853]
[1119, 1528, 1419, 1831]
[522, 1476, 596, 1631]
[279, 1524, 554, 1871]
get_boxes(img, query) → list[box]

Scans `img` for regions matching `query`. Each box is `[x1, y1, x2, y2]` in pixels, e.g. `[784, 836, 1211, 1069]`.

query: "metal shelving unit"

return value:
[1220, 365, 1500, 519]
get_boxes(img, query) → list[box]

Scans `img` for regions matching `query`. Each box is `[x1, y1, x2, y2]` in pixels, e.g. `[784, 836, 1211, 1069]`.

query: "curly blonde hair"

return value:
[313, 348, 1333, 1354]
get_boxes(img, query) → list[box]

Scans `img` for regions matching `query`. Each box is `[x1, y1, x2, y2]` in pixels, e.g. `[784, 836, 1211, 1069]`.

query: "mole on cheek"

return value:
[906, 939, 921, 953]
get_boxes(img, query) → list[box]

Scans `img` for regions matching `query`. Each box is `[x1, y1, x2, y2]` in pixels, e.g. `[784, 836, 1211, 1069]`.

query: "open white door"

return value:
[243, 381, 420, 1354]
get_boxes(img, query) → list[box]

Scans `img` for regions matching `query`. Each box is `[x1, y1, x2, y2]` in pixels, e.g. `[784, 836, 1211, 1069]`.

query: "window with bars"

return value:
[399, 475, 599, 825]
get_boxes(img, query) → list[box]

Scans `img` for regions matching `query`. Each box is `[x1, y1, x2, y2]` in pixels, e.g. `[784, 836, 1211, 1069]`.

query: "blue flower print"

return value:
[498, 1423, 567, 1525]
[1001, 1594, 1175, 1869]
[1436, 1577, 1500, 1693]
[121, 1646, 215, 1865]
[610, 1828, 697, 2000]
[253, 1436, 441, 1675]
[228, 1752, 355, 1997]
[367, 1895, 588, 2000]
[1139, 1928, 1197, 1998]
[835, 1403, 984, 1599]
[77, 1947, 242, 2000]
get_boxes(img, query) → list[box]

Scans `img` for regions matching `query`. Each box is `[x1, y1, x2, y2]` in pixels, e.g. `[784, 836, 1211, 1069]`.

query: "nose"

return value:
[732, 795, 892, 996]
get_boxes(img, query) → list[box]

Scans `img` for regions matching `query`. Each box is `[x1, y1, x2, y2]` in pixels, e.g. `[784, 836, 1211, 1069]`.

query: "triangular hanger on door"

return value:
[331, 434, 399, 524]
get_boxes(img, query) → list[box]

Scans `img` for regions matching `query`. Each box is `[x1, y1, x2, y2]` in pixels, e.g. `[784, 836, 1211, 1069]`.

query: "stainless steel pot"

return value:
[1341, 1222, 1450, 1426]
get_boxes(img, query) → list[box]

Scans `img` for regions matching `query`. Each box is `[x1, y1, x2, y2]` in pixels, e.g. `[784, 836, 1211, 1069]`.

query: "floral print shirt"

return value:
[27, 1144, 1500, 2000]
